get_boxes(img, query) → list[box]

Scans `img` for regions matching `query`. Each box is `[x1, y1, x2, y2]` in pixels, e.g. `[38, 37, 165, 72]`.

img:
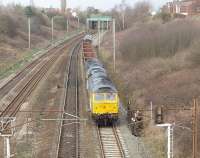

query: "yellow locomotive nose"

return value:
[92, 93, 119, 115]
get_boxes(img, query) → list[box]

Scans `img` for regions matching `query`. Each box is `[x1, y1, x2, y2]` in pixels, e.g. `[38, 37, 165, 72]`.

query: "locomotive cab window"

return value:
[94, 93, 105, 101]
[106, 93, 116, 101]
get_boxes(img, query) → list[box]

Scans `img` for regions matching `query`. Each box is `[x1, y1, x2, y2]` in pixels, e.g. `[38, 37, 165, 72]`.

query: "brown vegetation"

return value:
[101, 18, 200, 158]
[0, 14, 18, 37]
[120, 19, 200, 63]
[106, 1, 152, 31]
[0, 4, 76, 79]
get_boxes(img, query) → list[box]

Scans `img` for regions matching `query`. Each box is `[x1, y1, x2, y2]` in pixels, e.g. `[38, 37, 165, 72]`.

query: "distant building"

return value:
[162, 0, 200, 16]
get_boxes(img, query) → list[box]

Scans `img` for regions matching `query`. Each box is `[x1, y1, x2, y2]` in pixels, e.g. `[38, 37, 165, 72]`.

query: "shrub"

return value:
[31, 16, 42, 34]
[54, 16, 67, 30]
[0, 14, 18, 37]
[33, 9, 49, 26]
[156, 12, 171, 23]
[119, 19, 200, 63]
[188, 41, 200, 66]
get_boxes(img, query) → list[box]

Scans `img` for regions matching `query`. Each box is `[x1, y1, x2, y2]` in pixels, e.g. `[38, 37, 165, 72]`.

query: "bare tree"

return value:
[108, 1, 152, 31]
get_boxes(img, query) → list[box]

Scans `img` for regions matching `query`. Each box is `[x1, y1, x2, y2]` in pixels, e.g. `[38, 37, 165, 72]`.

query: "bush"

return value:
[156, 12, 171, 23]
[31, 16, 42, 34]
[54, 16, 67, 30]
[188, 41, 200, 65]
[120, 19, 200, 63]
[33, 9, 49, 26]
[0, 14, 18, 37]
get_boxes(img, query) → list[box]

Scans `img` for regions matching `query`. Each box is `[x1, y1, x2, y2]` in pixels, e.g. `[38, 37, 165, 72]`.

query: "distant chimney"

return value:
[30, 0, 34, 7]
[61, 0, 67, 13]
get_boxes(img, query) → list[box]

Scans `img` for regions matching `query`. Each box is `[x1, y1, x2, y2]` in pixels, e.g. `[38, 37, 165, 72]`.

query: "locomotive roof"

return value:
[88, 76, 117, 93]
[85, 59, 103, 68]
[85, 50, 117, 93]
[83, 34, 93, 41]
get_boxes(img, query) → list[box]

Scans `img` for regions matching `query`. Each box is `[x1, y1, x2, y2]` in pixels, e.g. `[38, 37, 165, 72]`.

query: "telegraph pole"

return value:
[113, 19, 116, 72]
[47, 11, 55, 44]
[106, 20, 109, 30]
[0, 117, 16, 158]
[78, 17, 80, 30]
[122, 12, 125, 30]
[67, 19, 69, 33]
[98, 20, 101, 51]
[192, 99, 198, 158]
[25, 6, 33, 49]
[86, 19, 89, 31]
[150, 101, 153, 120]
[51, 17, 54, 43]
[28, 18, 31, 49]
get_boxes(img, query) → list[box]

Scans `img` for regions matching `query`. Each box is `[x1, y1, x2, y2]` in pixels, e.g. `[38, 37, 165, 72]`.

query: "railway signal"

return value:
[157, 123, 173, 158]
[47, 11, 56, 44]
[127, 98, 198, 157]
[0, 117, 16, 158]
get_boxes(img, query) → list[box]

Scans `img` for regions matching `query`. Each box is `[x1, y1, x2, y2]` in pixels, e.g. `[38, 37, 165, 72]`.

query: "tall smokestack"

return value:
[61, 0, 67, 13]
[30, 0, 34, 6]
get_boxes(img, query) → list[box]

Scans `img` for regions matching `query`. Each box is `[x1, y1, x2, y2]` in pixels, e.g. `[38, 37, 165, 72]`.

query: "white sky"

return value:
[0, 0, 171, 10]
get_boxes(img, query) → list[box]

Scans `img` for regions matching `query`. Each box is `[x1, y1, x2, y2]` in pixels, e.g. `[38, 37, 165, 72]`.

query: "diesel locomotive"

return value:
[82, 34, 119, 124]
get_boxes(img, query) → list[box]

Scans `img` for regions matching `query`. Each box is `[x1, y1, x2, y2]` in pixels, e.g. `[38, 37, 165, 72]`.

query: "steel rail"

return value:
[97, 125, 126, 158]
[56, 40, 82, 158]
[0, 34, 83, 120]
[0, 33, 84, 100]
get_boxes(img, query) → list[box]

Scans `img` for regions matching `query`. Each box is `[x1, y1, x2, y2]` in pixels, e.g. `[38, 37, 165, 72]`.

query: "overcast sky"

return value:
[1, 0, 171, 11]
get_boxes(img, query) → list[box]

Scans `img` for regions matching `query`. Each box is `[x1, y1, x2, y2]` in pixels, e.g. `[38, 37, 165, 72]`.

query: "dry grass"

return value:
[143, 125, 166, 158]
[101, 18, 200, 158]
[188, 40, 200, 66]
[0, 4, 76, 79]
[120, 19, 200, 63]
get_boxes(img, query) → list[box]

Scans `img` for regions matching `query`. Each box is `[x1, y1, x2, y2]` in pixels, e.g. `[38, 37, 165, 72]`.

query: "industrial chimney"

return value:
[30, 0, 34, 6]
[61, 0, 67, 13]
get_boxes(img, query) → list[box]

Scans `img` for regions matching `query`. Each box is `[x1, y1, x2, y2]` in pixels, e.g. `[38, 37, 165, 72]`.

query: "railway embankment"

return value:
[0, 34, 83, 157]
[90, 33, 148, 158]
[100, 19, 200, 158]
[0, 5, 80, 81]
[0, 31, 81, 83]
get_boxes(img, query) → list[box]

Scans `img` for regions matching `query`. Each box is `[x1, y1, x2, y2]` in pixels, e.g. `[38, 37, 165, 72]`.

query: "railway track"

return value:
[0, 34, 83, 120]
[97, 125, 128, 158]
[0, 34, 83, 100]
[56, 41, 81, 158]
